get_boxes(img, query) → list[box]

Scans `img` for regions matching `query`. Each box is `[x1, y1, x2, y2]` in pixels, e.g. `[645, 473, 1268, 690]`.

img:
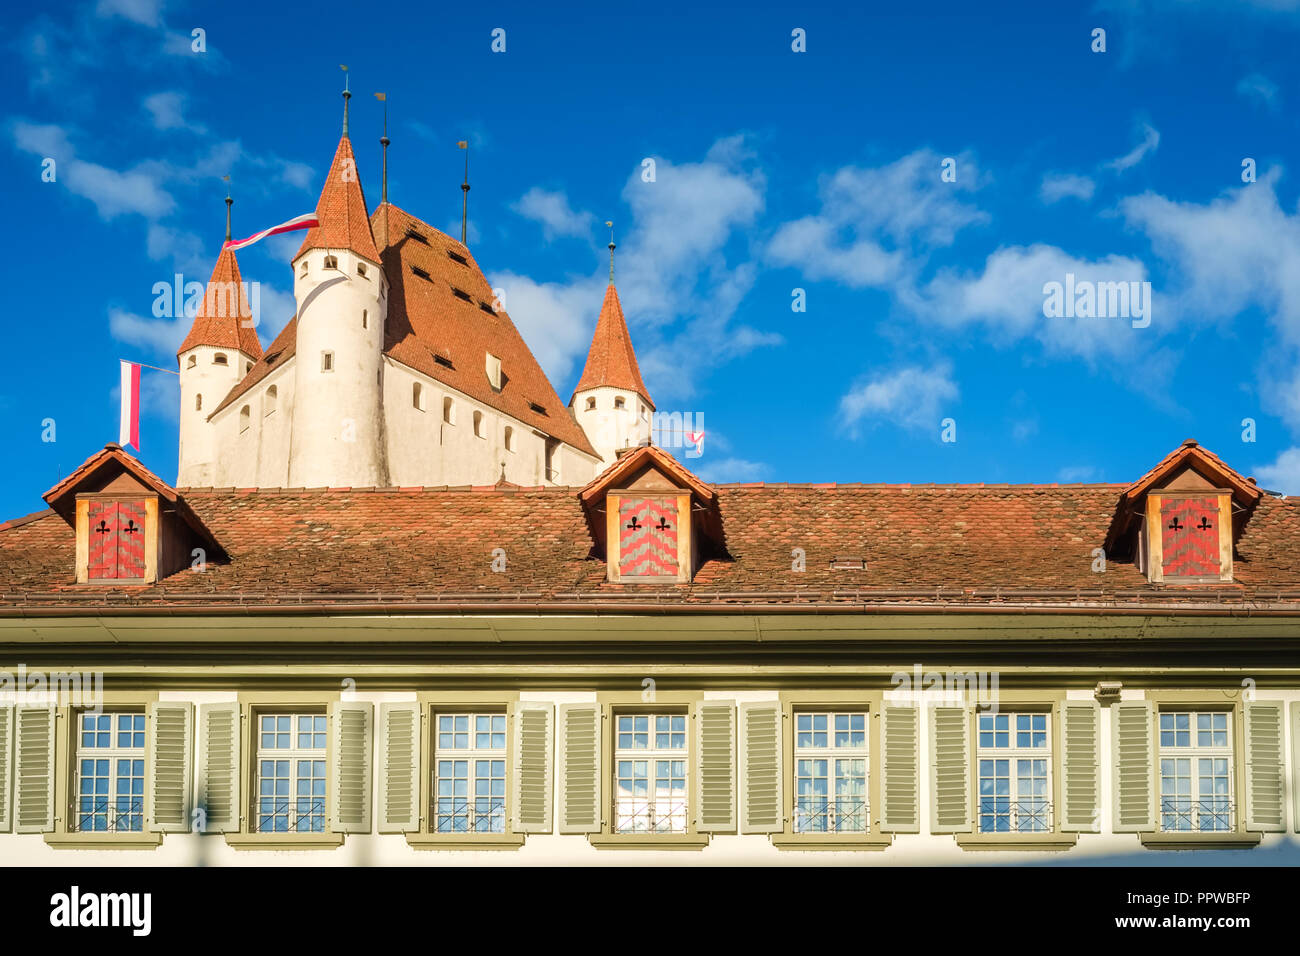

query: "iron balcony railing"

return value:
[613, 800, 688, 834]
[253, 798, 327, 833]
[433, 800, 506, 833]
[73, 798, 144, 833]
[794, 799, 870, 833]
[978, 798, 1052, 833]
[1160, 797, 1234, 832]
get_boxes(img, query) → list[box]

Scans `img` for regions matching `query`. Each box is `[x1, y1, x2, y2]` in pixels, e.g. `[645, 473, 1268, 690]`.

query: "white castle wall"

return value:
[178, 344, 256, 487]
[571, 384, 653, 472]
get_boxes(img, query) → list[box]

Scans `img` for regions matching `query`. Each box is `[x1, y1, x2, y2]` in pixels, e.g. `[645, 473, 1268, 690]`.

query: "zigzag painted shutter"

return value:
[619, 496, 678, 577]
[1160, 496, 1220, 578]
[87, 500, 147, 580]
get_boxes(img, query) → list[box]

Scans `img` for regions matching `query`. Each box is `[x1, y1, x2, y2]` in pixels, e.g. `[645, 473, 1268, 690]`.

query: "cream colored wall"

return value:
[571, 385, 652, 472]
[4, 684, 1294, 866]
[287, 248, 389, 489]
[177, 345, 255, 486]
[206, 361, 296, 488]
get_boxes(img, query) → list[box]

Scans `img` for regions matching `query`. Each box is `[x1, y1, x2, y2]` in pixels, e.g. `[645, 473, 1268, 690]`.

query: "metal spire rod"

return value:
[607, 220, 616, 283]
[340, 65, 351, 137]
[459, 140, 470, 246]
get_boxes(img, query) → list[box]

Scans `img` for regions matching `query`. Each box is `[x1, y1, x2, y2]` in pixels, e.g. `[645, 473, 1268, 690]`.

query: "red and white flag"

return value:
[119, 360, 141, 450]
[222, 212, 319, 251]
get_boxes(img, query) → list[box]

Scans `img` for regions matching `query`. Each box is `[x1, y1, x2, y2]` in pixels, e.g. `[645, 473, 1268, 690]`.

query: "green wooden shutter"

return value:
[930, 706, 971, 833]
[696, 701, 736, 832]
[1111, 701, 1154, 832]
[378, 702, 421, 833]
[15, 706, 55, 834]
[1292, 702, 1300, 833]
[196, 702, 241, 833]
[0, 706, 12, 833]
[1061, 701, 1100, 832]
[148, 702, 193, 832]
[880, 705, 919, 833]
[1243, 702, 1284, 832]
[512, 703, 553, 833]
[557, 704, 601, 834]
[331, 701, 373, 833]
[738, 702, 781, 833]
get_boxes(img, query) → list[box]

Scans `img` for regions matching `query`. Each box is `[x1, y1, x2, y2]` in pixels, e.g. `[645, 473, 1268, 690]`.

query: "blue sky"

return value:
[4, 0, 1300, 517]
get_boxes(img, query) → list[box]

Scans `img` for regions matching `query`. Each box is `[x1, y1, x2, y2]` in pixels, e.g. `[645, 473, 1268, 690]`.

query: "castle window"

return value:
[324, 255, 338, 270]
[529, 401, 547, 416]
[239, 405, 250, 433]
[187, 355, 197, 369]
[357, 262, 368, 278]
[406, 228, 429, 245]
[504, 426, 514, 452]
[443, 397, 455, 425]
[213, 353, 228, 366]
[486, 353, 502, 390]
[195, 394, 202, 411]
[434, 354, 454, 370]
[586, 397, 596, 411]
[300, 261, 308, 277]
[411, 266, 431, 281]
[413, 382, 426, 411]
[479, 301, 495, 316]
[86, 500, 149, 582]
[452, 288, 472, 303]
[614, 396, 626, 410]
[473, 411, 485, 439]
[265, 385, 277, 417]
[321, 351, 334, 373]
[246, 362, 252, 374]
[447, 250, 468, 266]
[362, 310, 368, 330]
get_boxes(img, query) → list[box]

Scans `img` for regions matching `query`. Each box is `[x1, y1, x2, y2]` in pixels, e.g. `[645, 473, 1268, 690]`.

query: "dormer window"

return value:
[1145, 492, 1230, 583]
[486, 353, 502, 390]
[324, 255, 339, 270]
[213, 353, 228, 366]
[617, 497, 680, 579]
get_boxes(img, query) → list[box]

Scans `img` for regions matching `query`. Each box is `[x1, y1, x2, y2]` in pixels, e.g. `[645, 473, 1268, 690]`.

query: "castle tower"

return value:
[570, 282, 654, 468]
[177, 203, 264, 486]
[287, 91, 389, 488]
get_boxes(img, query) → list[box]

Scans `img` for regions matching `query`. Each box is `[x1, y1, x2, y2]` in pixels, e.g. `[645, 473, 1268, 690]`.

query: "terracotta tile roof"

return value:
[6, 478, 1300, 612]
[176, 248, 265, 359]
[373, 202, 597, 458]
[571, 284, 652, 407]
[209, 317, 297, 418]
[295, 135, 381, 264]
[1121, 439, 1262, 505]
[43, 443, 181, 515]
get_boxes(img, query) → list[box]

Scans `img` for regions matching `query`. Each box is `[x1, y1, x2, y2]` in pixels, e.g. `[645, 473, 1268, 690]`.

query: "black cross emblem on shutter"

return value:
[1168, 516, 1183, 532]
[626, 515, 640, 531]
[1196, 516, 1212, 531]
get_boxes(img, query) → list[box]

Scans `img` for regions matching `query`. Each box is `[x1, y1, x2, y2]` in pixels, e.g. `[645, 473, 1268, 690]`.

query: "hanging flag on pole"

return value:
[222, 212, 319, 251]
[119, 360, 141, 450]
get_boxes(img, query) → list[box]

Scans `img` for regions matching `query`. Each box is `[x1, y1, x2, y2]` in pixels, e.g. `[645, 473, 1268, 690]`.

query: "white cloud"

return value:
[767, 149, 987, 288]
[143, 91, 206, 133]
[511, 187, 593, 240]
[694, 458, 768, 483]
[839, 364, 958, 435]
[1057, 465, 1100, 483]
[488, 273, 605, 388]
[1040, 172, 1096, 204]
[109, 307, 187, 354]
[1105, 123, 1160, 173]
[905, 244, 1151, 361]
[146, 223, 207, 275]
[1254, 448, 1300, 495]
[1237, 73, 1281, 110]
[95, 0, 163, 27]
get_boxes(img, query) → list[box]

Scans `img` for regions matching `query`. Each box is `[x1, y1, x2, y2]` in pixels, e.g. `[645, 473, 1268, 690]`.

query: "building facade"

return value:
[0, 438, 1298, 864]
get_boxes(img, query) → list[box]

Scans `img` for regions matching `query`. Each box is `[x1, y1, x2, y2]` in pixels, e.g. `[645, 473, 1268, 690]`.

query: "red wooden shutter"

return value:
[86, 501, 147, 580]
[618, 496, 679, 577]
[1160, 496, 1220, 578]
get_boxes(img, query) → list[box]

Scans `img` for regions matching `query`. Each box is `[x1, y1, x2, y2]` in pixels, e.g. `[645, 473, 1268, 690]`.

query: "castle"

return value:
[175, 96, 653, 489]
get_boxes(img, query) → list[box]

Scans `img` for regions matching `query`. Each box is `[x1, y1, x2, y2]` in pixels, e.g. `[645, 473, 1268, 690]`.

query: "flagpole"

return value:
[127, 361, 180, 376]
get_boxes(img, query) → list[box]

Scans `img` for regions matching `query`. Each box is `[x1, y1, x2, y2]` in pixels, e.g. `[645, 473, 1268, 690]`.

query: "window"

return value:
[585, 397, 596, 411]
[413, 381, 425, 411]
[977, 712, 1051, 833]
[434, 353, 454, 369]
[246, 362, 252, 374]
[300, 260, 309, 277]
[187, 354, 197, 369]
[640, 404, 648, 421]
[239, 405, 250, 433]
[323, 255, 338, 270]
[265, 385, 277, 416]
[443, 396, 454, 425]
[504, 425, 514, 452]
[614, 396, 625, 410]
[544, 437, 559, 483]
[447, 249, 467, 265]
[362, 309, 368, 330]
[434, 713, 506, 833]
[452, 287, 472, 303]
[87, 500, 146, 581]
[793, 711, 868, 833]
[473, 410, 484, 438]
[357, 262, 368, 278]
[195, 393, 202, 411]
[1159, 711, 1232, 832]
[406, 228, 429, 245]
[529, 401, 546, 415]
[613, 714, 687, 833]
[213, 353, 228, 366]
[486, 353, 502, 390]
[321, 351, 334, 373]
[255, 714, 327, 833]
[1159, 496, 1222, 579]
[74, 712, 145, 832]
[412, 266, 431, 281]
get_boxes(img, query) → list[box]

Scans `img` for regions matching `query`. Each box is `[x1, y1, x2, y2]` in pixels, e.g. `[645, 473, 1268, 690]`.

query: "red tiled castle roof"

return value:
[294, 135, 381, 264]
[572, 284, 653, 407]
[177, 248, 265, 359]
